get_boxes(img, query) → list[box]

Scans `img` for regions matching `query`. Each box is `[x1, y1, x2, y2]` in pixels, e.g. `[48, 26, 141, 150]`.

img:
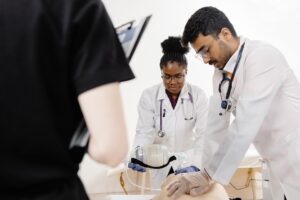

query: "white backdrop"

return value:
[79, 0, 300, 194]
[103, 0, 300, 146]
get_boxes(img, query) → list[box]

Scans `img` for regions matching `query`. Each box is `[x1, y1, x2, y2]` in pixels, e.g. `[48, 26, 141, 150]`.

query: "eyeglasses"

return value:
[194, 34, 220, 61]
[195, 46, 210, 60]
[161, 73, 185, 83]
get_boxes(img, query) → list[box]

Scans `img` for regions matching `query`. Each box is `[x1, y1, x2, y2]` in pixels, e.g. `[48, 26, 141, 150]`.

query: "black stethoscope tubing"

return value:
[218, 42, 245, 111]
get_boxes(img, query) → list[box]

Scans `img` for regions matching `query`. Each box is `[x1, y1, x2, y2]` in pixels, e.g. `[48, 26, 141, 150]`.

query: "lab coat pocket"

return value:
[183, 117, 195, 132]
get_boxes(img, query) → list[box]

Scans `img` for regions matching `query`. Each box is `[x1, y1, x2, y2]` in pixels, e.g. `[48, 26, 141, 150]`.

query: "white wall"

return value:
[79, 0, 300, 194]
[102, 0, 300, 146]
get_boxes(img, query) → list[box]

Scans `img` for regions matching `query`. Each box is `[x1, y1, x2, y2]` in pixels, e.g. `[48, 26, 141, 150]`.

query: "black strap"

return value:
[131, 155, 177, 169]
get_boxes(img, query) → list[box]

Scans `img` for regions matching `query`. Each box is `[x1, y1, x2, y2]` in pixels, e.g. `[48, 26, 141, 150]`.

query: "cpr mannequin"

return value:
[152, 174, 229, 200]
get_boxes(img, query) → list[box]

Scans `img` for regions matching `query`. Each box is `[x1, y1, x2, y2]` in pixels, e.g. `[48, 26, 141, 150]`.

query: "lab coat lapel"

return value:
[221, 37, 247, 104]
[174, 83, 189, 112]
[179, 83, 190, 99]
[223, 37, 246, 74]
[157, 84, 173, 111]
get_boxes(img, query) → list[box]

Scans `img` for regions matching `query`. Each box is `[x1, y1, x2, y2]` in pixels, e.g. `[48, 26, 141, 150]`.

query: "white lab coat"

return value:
[203, 37, 300, 200]
[133, 82, 208, 188]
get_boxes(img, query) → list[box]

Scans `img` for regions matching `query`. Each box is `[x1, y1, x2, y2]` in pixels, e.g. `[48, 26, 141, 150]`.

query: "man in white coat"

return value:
[128, 36, 208, 188]
[165, 6, 300, 200]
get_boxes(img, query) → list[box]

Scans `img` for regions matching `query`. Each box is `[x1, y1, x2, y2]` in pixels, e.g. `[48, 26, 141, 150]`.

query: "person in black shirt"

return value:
[0, 0, 134, 199]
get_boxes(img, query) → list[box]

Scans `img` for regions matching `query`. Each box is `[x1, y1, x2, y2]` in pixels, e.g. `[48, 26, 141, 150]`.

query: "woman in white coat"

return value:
[166, 7, 300, 200]
[129, 36, 208, 188]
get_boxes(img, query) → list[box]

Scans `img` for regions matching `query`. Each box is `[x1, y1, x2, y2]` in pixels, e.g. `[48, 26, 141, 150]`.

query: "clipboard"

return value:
[116, 15, 152, 61]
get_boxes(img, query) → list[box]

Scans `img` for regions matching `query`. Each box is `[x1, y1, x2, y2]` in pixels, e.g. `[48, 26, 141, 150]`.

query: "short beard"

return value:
[218, 40, 232, 69]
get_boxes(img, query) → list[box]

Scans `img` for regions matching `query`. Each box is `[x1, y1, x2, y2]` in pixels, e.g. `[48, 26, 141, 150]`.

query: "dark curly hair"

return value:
[182, 6, 237, 46]
[160, 36, 189, 69]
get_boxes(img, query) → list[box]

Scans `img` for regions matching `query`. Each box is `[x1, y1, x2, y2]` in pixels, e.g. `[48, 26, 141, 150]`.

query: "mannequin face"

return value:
[161, 61, 187, 96]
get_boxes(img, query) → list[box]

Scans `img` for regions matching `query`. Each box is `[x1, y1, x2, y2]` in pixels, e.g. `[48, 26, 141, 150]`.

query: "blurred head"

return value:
[182, 6, 239, 70]
[160, 36, 189, 95]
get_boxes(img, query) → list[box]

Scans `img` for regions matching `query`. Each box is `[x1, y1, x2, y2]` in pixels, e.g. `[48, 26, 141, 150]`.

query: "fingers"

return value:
[170, 185, 186, 200]
[161, 174, 175, 188]
[166, 180, 181, 196]
[166, 179, 187, 200]
[189, 185, 210, 196]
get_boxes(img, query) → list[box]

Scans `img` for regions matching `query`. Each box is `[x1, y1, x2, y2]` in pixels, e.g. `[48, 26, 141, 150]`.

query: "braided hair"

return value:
[160, 36, 189, 69]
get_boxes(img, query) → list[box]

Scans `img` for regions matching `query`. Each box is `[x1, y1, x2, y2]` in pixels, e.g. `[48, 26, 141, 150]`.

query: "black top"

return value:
[0, 0, 134, 196]
[165, 90, 180, 109]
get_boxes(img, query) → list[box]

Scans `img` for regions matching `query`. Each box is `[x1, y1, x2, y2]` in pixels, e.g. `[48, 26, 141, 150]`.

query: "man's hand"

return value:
[165, 170, 214, 199]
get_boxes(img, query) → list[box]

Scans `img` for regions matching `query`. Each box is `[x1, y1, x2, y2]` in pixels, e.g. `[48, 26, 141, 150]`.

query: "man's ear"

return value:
[219, 27, 233, 41]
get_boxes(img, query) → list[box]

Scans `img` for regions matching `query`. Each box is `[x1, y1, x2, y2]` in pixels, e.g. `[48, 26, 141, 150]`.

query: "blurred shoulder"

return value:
[187, 83, 207, 98]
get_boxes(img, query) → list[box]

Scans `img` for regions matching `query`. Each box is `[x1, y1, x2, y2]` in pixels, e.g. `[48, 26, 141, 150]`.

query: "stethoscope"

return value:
[218, 42, 245, 116]
[157, 92, 194, 137]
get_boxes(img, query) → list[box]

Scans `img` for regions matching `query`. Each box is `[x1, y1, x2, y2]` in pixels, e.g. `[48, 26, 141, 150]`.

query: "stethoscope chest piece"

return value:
[157, 130, 166, 137]
[221, 99, 232, 111]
